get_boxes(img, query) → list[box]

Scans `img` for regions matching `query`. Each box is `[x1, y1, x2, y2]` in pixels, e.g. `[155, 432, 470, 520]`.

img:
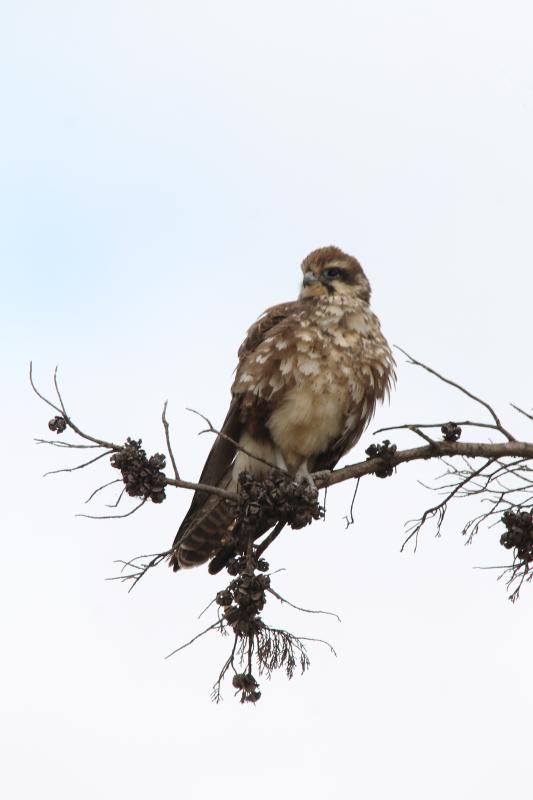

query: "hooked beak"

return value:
[302, 272, 319, 287]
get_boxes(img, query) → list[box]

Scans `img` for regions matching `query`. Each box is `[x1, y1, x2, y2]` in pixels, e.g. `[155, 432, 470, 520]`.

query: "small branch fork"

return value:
[394, 347, 516, 442]
[30, 363, 239, 506]
[108, 551, 172, 592]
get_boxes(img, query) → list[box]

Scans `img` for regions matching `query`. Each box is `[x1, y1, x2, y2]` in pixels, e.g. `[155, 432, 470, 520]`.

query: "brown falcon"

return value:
[170, 246, 394, 572]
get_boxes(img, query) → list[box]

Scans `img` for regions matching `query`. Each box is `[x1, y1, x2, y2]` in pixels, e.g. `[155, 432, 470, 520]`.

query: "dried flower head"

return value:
[110, 438, 167, 503]
[441, 422, 462, 442]
[365, 439, 397, 478]
[48, 415, 67, 434]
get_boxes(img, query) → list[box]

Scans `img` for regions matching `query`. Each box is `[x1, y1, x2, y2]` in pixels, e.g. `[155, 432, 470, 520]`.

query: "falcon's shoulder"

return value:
[237, 301, 299, 361]
[232, 299, 308, 399]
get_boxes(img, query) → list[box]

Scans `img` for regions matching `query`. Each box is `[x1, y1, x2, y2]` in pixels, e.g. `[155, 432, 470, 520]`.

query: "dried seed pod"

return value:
[226, 559, 240, 576]
[365, 439, 397, 478]
[48, 415, 67, 434]
[231, 673, 248, 690]
[215, 590, 233, 607]
[441, 422, 462, 442]
[110, 438, 167, 503]
[500, 509, 533, 563]
[223, 606, 239, 625]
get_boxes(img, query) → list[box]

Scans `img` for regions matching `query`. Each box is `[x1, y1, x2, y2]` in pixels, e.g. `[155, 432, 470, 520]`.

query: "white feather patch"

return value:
[298, 357, 320, 376]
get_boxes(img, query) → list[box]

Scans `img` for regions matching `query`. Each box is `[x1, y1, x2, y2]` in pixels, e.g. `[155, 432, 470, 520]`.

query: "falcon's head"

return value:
[299, 246, 371, 303]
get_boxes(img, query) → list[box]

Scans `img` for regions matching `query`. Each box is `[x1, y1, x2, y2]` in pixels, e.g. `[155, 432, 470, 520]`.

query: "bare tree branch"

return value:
[85, 479, 122, 504]
[322, 442, 533, 490]
[343, 478, 360, 528]
[162, 401, 180, 480]
[165, 476, 237, 501]
[401, 458, 498, 552]
[374, 420, 506, 436]
[267, 586, 342, 622]
[75, 498, 147, 520]
[44, 449, 114, 477]
[30, 363, 121, 450]
[395, 346, 516, 441]
[165, 620, 224, 659]
[108, 550, 172, 591]
[511, 403, 533, 423]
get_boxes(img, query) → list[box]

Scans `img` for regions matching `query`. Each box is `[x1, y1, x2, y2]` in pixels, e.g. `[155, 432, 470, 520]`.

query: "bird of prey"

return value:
[170, 246, 394, 572]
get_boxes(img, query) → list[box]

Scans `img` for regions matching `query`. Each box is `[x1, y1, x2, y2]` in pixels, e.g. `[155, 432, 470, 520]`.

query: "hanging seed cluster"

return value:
[231, 471, 323, 535]
[217, 560, 270, 637]
[500, 510, 533, 563]
[365, 439, 397, 478]
[231, 672, 261, 704]
[48, 415, 67, 434]
[441, 422, 462, 442]
[110, 438, 167, 503]
[215, 553, 271, 703]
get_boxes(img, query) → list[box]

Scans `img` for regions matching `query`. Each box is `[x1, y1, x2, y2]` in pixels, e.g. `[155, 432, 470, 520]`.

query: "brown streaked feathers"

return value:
[170, 246, 395, 571]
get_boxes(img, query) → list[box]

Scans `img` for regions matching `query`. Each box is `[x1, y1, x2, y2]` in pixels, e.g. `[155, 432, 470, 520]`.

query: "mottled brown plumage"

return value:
[170, 246, 394, 570]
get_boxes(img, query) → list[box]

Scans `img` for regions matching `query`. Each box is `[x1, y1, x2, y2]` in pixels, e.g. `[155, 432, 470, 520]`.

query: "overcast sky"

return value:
[2, 2, 533, 798]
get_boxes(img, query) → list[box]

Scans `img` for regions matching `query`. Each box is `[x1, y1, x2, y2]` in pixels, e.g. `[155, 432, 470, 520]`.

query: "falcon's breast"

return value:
[231, 292, 394, 476]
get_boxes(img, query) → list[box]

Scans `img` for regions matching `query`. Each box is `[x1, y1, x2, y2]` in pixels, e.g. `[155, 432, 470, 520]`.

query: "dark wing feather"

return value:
[180, 399, 242, 521]
[170, 301, 298, 571]
[169, 399, 241, 568]
[237, 301, 297, 360]
[312, 417, 369, 472]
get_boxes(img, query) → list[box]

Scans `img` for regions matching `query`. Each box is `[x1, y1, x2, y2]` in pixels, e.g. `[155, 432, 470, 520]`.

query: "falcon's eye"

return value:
[322, 267, 342, 280]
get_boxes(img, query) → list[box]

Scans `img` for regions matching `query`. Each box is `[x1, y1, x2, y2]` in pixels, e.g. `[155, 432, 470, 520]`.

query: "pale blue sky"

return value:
[2, 2, 533, 798]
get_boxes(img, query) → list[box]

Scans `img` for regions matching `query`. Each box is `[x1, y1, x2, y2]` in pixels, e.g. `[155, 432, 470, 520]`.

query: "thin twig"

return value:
[198, 598, 216, 620]
[256, 521, 286, 557]
[395, 347, 516, 442]
[75, 498, 147, 520]
[35, 439, 102, 449]
[85, 479, 122, 504]
[401, 458, 498, 552]
[343, 478, 360, 528]
[264, 629, 338, 658]
[108, 551, 171, 591]
[187, 408, 287, 475]
[106, 487, 126, 508]
[267, 587, 341, 622]
[165, 621, 223, 659]
[374, 420, 505, 436]
[162, 401, 180, 480]
[511, 404, 533, 422]
[408, 426, 437, 445]
[29, 362, 62, 415]
[44, 449, 114, 477]
[30, 363, 122, 450]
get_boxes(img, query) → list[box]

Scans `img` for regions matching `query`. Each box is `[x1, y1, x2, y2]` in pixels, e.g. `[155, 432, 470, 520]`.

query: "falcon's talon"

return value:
[294, 463, 317, 491]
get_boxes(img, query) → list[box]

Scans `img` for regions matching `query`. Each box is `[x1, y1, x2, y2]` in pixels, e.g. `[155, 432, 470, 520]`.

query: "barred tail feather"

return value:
[170, 470, 235, 570]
